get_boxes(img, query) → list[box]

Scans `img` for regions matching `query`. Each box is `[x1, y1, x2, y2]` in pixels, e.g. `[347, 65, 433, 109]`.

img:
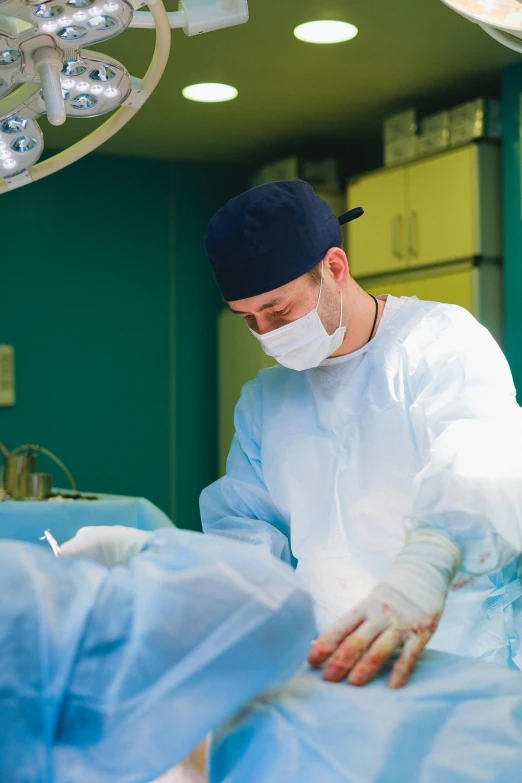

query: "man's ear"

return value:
[324, 246, 349, 286]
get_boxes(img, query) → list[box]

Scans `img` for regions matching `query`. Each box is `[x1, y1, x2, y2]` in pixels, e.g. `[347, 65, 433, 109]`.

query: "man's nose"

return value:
[255, 314, 274, 335]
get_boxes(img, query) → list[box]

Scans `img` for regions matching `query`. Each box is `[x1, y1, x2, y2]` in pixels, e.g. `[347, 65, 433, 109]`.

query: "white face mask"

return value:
[249, 264, 346, 371]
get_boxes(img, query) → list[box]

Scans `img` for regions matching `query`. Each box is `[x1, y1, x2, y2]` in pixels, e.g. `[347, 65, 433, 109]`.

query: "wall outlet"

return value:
[0, 346, 15, 406]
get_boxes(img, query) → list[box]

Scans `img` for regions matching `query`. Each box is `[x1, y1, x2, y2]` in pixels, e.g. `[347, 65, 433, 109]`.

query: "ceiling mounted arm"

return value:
[130, 0, 249, 34]
[479, 20, 522, 51]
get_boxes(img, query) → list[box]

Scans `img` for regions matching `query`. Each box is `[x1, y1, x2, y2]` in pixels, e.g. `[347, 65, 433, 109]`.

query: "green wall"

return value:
[0, 153, 248, 529]
[169, 162, 247, 529]
[502, 63, 522, 399]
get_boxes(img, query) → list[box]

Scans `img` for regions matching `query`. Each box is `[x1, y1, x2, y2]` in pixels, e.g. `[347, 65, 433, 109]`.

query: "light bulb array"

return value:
[0, 110, 43, 175]
[0, 0, 134, 181]
[0, 0, 250, 192]
[1, 0, 133, 46]
[54, 56, 129, 116]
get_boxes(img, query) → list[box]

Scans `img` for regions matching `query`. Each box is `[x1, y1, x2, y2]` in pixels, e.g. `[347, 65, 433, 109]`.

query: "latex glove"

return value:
[61, 525, 152, 567]
[308, 531, 461, 689]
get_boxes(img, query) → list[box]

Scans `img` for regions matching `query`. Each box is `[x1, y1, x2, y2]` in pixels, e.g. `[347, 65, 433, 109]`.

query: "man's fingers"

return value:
[308, 608, 364, 668]
[387, 629, 432, 689]
[348, 624, 404, 687]
[323, 618, 388, 682]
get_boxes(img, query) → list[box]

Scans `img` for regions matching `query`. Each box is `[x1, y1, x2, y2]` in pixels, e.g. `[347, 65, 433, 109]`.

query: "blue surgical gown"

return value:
[0, 529, 315, 782]
[210, 651, 522, 783]
[201, 296, 522, 667]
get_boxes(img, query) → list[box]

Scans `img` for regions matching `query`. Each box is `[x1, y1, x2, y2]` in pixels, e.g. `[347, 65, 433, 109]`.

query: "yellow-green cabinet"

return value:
[218, 309, 274, 475]
[361, 261, 503, 345]
[347, 143, 501, 277]
[346, 167, 407, 276]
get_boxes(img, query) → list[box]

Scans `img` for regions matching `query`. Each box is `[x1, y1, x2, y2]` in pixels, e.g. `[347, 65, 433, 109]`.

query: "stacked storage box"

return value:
[419, 99, 501, 160]
[383, 109, 420, 168]
[250, 156, 344, 215]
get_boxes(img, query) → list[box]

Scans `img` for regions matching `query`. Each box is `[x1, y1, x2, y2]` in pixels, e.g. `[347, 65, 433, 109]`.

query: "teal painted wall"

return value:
[0, 153, 248, 528]
[169, 162, 248, 530]
[502, 63, 522, 399]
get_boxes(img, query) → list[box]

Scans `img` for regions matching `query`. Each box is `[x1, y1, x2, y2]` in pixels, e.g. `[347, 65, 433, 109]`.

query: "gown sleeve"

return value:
[200, 378, 292, 564]
[408, 305, 522, 575]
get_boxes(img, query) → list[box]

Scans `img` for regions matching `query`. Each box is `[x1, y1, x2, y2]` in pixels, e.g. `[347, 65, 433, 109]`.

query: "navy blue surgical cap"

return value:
[204, 180, 364, 301]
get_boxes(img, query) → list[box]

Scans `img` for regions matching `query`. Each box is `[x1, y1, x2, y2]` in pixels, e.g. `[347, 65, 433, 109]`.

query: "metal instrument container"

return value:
[1, 441, 76, 500]
[18, 472, 52, 500]
[4, 451, 38, 498]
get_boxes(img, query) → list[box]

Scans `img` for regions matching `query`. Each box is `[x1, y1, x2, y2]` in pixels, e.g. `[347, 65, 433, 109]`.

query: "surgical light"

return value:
[90, 64, 116, 80]
[88, 14, 116, 29]
[293, 20, 359, 45]
[0, 48, 20, 64]
[12, 134, 37, 151]
[0, 111, 42, 176]
[62, 59, 87, 75]
[0, 0, 249, 194]
[57, 24, 86, 38]
[1, 115, 27, 132]
[441, 0, 522, 51]
[70, 92, 96, 108]
[34, 4, 63, 18]
[182, 82, 238, 103]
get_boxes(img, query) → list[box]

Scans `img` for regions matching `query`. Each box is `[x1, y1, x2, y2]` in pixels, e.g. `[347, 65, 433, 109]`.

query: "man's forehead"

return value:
[229, 278, 308, 314]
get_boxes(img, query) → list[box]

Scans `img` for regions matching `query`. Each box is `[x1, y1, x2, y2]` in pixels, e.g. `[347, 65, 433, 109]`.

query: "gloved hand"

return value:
[61, 525, 152, 567]
[308, 531, 461, 688]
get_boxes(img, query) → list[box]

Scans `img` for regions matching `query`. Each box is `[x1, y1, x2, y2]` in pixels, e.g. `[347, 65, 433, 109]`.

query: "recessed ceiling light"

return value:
[182, 82, 238, 103]
[294, 20, 358, 44]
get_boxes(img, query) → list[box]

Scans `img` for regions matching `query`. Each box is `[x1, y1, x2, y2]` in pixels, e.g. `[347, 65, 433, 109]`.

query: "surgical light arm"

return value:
[130, 0, 249, 33]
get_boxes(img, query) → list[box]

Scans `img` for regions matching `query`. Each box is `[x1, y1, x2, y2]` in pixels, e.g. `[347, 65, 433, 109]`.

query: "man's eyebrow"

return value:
[229, 298, 288, 316]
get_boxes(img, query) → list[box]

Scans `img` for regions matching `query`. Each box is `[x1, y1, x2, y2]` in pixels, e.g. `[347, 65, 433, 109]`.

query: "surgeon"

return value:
[0, 525, 314, 782]
[200, 179, 522, 688]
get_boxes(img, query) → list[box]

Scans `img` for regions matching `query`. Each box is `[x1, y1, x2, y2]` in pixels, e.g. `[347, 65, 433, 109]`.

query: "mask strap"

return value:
[315, 261, 324, 309]
[317, 260, 343, 329]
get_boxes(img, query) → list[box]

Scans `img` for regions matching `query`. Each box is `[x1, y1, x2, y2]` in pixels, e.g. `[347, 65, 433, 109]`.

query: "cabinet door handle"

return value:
[407, 210, 419, 257]
[392, 214, 403, 258]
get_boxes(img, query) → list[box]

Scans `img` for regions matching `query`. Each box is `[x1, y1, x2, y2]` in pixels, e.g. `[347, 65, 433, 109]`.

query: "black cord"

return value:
[367, 295, 379, 344]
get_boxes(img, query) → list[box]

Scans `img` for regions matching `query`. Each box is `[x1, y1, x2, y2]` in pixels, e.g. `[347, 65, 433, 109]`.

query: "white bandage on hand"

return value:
[308, 531, 461, 688]
[60, 525, 152, 567]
